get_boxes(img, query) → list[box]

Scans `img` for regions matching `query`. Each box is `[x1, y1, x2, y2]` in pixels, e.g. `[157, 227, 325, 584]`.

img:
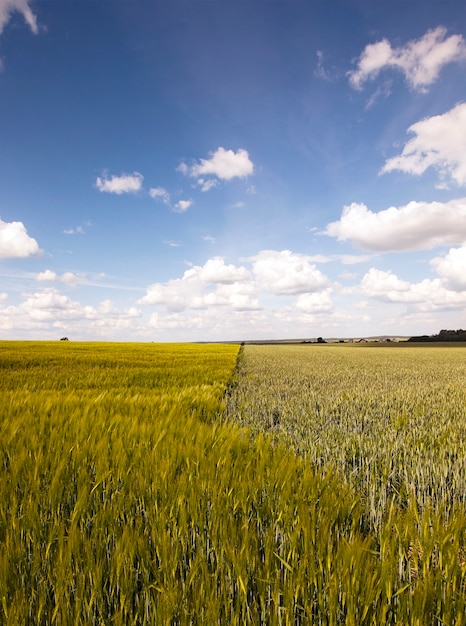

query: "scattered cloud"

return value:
[149, 187, 170, 204]
[36, 269, 57, 282]
[314, 50, 337, 82]
[163, 240, 182, 248]
[63, 221, 90, 235]
[139, 257, 256, 312]
[0, 287, 141, 335]
[0, 218, 40, 259]
[295, 288, 333, 312]
[196, 178, 219, 192]
[381, 102, 466, 187]
[364, 80, 393, 109]
[63, 226, 84, 235]
[360, 267, 466, 311]
[36, 270, 85, 287]
[0, 0, 39, 35]
[189, 257, 251, 284]
[202, 235, 216, 244]
[251, 250, 329, 295]
[173, 199, 192, 213]
[139, 252, 332, 316]
[324, 198, 466, 251]
[95, 171, 143, 195]
[179, 147, 254, 187]
[348, 26, 466, 92]
[430, 245, 466, 291]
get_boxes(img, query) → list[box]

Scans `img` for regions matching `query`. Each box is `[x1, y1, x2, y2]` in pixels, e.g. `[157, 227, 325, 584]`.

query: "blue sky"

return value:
[1, 0, 465, 341]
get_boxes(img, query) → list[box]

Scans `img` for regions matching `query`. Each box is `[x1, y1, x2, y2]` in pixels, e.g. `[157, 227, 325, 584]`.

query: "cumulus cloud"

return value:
[37, 270, 57, 282]
[295, 289, 333, 312]
[0, 218, 40, 259]
[251, 250, 329, 295]
[0, 287, 142, 336]
[95, 172, 143, 195]
[381, 102, 466, 187]
[360, 268, 466, 311]
[36, 270, 104, 288]
[139, 252, 332, 317]
[0, 0, 39, 35]
[178, 147, 254, 187]
[0, 250, 337, 339]
[139, 257, 256, 311]
[430, 245, 466, 291]
[349, 26, 466, 92]
[324, 198, 466, 251]
[188, 257, 251, 284]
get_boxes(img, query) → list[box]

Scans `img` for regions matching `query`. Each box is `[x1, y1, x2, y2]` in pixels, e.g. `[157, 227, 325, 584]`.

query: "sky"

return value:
[1, 0, 465, 341]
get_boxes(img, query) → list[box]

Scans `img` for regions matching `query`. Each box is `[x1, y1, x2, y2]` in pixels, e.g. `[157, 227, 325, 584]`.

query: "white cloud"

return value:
[63, 221, 90, 236]
[149, 187, 170, 204]
[430, 245, 466, 291]
[0, 218, 40, 259]
[63, 226, 84, 235]
[349, 27, 466, 92]
[61, 272, 82, 286]
[188, 257, 251, 284]
[295, 289, 333, 312]
[0, 287, 142, 336]
[361, 268, 411, 299]
[36, 270, 97, 288]
[324, 198, 466, 251]
[95, 172, 143, 195]
[250, 250, 329, 295]
[37, 270, 77, 285]
[139, 257, 255, 312]
[20, 289, 89, 322]
[37, 270, 57, 282]
[139, 253, 332, 319]
[196, 178, 219, 192]
[0, 0, 39, 35]
[179, 147, 254, 185]
[381, 102, 466, 187]
[0, 292, 8, 302]
[360, 267, 466, 311]
[173, 199, 192, 213]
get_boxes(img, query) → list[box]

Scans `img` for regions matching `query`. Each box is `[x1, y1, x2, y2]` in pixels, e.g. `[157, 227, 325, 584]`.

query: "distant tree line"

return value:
[408, 329, 466, 342]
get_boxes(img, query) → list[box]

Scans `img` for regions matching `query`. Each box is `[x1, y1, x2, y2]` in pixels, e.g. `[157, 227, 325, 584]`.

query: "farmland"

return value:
[225, 344, 466, 525]
[2, 341, 466, 624]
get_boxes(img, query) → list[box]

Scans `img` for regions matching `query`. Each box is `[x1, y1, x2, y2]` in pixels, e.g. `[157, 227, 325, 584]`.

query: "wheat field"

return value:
[2, 341, 466, 624]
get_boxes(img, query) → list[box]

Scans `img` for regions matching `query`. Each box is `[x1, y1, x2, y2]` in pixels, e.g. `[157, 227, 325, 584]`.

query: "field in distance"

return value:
[2, 341, 466, 624]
